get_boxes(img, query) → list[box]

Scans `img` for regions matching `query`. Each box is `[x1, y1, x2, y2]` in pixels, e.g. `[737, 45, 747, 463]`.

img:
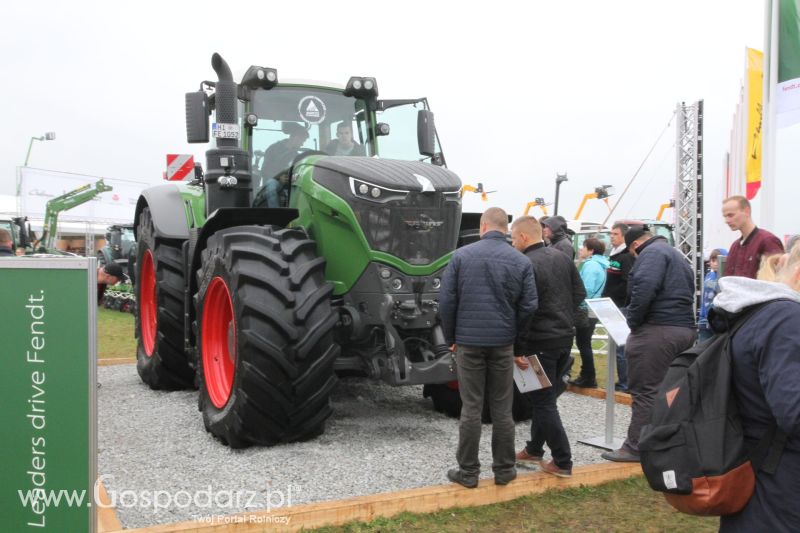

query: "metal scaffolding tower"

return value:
[674, 100, 704, 313]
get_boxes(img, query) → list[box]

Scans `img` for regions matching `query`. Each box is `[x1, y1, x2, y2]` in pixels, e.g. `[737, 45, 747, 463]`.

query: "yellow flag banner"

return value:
[745, 47, 763, 200]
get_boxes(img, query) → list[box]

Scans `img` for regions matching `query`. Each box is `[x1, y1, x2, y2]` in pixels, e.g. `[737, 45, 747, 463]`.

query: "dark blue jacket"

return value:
[439, 231, 537, 346]
[626, 236, 695, 330]
[717, 297, 800, 532]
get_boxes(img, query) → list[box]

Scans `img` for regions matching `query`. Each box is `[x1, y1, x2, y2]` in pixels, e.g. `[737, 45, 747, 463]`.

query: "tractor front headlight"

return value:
[348, 177, 408, 203]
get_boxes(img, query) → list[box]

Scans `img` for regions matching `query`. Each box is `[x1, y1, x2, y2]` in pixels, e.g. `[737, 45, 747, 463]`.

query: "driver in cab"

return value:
[260, 122, 309, 208]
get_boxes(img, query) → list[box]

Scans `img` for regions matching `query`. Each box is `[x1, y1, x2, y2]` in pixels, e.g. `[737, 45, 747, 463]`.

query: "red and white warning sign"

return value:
[165, 154, 195, 181]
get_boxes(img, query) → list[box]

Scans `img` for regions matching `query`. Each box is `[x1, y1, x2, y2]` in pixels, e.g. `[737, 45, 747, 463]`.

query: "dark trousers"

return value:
[525, 348, 573, 470]
[575, 318, 599, 380]
[455, 344, 516, 477]
[623, 324, 696, 452]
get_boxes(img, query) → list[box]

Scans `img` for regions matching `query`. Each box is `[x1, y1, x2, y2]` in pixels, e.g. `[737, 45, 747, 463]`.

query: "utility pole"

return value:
[553, 172, 568, 216]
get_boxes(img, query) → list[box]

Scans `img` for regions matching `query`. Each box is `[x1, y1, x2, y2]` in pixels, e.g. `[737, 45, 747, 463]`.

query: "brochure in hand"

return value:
[513, 355, 552, 393]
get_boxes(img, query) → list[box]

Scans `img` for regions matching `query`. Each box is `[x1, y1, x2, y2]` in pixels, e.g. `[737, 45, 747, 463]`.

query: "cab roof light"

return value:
[241, 65, 278, 90]
[344, 77, 379, 98]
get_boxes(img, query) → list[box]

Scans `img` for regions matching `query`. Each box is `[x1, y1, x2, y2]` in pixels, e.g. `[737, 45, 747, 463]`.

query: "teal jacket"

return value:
[580, 254, 610, 299]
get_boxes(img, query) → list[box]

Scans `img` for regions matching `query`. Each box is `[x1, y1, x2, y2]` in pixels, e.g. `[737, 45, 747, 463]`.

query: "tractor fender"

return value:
[186, 207, 299, 338]
[133, 185, 190, 241]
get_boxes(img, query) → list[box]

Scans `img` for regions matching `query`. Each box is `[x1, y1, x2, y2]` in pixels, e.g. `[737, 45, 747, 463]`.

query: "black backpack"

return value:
[638, 304, 786, 516]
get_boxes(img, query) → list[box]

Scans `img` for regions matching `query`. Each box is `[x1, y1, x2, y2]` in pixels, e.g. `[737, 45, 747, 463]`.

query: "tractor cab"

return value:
[243, 84, 445, 209]
[0, 215, 33, 253]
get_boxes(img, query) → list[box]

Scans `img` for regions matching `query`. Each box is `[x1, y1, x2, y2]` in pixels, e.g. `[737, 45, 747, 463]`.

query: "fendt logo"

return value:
[403, 213, 444, 231]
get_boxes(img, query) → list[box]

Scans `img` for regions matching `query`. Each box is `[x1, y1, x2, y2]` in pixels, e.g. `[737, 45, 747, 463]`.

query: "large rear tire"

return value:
[195, 226, 339, 448]
[135, 207, 194, 389]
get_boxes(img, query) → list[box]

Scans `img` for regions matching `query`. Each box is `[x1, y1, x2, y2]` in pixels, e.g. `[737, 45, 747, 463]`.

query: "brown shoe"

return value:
[515, 448, 544, 465]
[540, 460, 572, 478]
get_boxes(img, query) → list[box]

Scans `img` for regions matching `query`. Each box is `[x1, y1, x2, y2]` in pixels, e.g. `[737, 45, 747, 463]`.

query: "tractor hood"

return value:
[312, 157, 462, 193]
[310, 157, 462, 266]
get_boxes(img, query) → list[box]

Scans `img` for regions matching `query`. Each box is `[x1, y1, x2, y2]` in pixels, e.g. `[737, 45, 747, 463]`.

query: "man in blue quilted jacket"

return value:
[439, 207, 538, 488]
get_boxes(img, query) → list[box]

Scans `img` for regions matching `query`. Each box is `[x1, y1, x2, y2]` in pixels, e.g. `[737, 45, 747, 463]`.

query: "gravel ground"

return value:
[98, 365, 631, 529]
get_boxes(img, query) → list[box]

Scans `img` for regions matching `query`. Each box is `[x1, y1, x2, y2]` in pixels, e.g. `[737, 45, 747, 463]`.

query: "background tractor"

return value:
[133, 53, 484, 447]
[97, 224, 136, 268]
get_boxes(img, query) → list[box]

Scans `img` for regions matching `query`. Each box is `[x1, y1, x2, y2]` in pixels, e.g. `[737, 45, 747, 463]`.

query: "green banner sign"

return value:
[0, 257, 96, 532]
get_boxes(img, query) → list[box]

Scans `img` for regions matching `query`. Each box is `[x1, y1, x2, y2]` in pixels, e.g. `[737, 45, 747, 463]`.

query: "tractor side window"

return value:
[374, 102, 441, 163]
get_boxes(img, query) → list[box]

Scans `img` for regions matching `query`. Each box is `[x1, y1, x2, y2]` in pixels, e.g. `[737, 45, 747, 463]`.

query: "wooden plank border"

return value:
[98, 357, 137, 366]
[105, 462, 642, 533]
[97, 480, 123, 532]
[567, 384, 632, 406]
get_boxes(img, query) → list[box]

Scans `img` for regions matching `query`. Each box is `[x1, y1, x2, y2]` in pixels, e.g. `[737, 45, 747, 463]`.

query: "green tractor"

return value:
[97, 224, 136, 268]
[133, 53, 476, 447]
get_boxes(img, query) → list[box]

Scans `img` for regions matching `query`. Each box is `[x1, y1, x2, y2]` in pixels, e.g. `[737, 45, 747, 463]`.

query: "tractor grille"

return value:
[351, 193, 459, 265]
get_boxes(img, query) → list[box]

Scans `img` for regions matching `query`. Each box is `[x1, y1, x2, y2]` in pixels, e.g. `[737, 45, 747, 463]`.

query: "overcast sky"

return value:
[1, 0, 794, 247]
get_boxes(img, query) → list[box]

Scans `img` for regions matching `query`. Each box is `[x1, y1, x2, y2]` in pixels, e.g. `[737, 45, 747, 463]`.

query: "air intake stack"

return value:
[204, 53, 252, 214]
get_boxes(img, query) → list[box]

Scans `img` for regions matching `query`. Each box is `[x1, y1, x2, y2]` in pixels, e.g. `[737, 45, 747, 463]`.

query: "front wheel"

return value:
[134, 207, 194, 389]
[195, 225, 339, 448]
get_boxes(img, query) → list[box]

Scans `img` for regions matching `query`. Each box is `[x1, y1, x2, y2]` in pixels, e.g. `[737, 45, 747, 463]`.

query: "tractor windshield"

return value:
[121, 227, 135, 243]
[249, 87, 368, 194]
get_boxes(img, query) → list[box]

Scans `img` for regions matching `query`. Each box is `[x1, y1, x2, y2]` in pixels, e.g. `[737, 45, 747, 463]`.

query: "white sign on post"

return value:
[579, 297, 629, 451]
[585, 297, 630, 346]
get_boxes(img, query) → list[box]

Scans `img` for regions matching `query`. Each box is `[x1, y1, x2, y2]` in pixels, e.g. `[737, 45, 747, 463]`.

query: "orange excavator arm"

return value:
[460, 183, 491, 202]
[574, 185, 614, 220]
[523, 198, 549, 216]
[656, 199, 675, 221]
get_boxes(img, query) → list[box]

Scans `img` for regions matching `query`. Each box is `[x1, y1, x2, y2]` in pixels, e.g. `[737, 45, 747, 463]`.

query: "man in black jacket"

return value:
[602, 222, 636, 392]
[602, 228, 696, 462]
[439, 207, 538, 488]
[511, 216, 585, 478]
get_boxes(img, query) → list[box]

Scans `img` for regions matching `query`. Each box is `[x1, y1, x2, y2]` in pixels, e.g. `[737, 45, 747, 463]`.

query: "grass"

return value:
[310, 476, 719, 533]
[97, 307, 136, 359]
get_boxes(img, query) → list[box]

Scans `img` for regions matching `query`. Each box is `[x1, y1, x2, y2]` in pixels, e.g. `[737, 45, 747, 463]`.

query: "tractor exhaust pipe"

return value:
[204, 53, 252, 214]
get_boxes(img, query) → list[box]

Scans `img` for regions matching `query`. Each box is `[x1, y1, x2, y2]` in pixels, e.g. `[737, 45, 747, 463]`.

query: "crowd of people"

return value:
[438, 198, 798, 530]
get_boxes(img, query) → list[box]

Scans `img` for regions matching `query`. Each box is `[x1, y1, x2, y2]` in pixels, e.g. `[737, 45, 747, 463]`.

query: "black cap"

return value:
[624, 227, 648, 249]
[103, 262, 124, 279]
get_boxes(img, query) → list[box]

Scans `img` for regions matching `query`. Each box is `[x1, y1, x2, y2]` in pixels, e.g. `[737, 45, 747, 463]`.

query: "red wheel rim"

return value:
[446, 380, 460, 391]
[140, 249, 157, 356]
[202, 276, 236, 409]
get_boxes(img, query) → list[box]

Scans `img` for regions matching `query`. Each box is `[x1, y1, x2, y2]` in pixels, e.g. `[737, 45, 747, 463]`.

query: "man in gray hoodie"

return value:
[542, 216, 575, 260]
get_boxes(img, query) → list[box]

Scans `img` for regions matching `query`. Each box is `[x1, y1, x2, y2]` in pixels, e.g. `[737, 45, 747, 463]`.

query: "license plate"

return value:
[212, 122, 240, 139]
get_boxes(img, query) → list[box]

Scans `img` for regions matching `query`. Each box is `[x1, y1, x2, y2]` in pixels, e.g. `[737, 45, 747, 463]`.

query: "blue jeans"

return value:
[616, 306, 628, 389]
[697, 323, 714, 342]
[616, 343, 628, 389]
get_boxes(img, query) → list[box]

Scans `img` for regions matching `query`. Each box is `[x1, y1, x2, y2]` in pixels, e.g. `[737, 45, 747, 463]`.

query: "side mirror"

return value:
[417, 110, 436, 157]
[185, 91, 210, 143]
